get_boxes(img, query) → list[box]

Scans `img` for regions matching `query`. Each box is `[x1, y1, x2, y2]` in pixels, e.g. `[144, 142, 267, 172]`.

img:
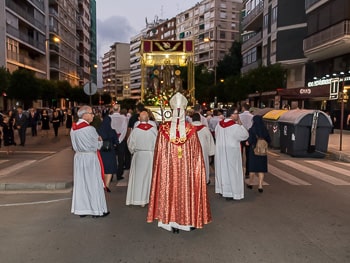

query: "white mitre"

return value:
[169, 92, 188, 141]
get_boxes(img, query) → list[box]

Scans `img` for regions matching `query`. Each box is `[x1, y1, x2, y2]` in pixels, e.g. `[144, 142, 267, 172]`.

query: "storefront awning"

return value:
[277, 85, 329, 99]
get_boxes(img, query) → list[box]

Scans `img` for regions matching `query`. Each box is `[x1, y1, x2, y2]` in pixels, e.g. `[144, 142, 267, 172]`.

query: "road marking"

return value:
[0, 150, 56, 154]
[278, 160, 350, 185]
[335, 162, 350, 167]
[0, 160, 9, 164]
[268, 165, 311, 185]
[305, 161, 350, 178]
[0, 198, 71, 207]
[0, 160, 36, 177]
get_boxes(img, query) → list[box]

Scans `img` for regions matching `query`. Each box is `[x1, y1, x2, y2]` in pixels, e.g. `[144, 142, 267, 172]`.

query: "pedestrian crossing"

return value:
[0, 160, 37, 177]
[276, 160, 350, 185]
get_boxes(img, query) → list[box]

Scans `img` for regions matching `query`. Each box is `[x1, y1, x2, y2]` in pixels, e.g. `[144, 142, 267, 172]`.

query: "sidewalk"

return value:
[0, 129, 349, 192]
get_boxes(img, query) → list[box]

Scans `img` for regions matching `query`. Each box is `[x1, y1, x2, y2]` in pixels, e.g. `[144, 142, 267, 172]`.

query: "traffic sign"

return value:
[83, 82, 97, 95]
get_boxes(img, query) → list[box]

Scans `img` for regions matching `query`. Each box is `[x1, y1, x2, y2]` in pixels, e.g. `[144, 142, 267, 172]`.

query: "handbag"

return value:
[101, 140, 111, 152]
[254, 137, 268, 156]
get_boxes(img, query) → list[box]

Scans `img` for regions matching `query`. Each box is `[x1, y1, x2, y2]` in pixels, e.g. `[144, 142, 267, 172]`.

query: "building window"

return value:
[272, 6, 278, 23]
[263, 14, 269, 28]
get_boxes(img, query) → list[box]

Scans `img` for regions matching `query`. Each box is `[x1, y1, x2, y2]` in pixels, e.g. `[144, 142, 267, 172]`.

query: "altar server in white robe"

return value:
[215, 108, 249, 200]
[126, 111, 158, 207]
[70, 105, 109, 217]
[191, 113, 215, 184]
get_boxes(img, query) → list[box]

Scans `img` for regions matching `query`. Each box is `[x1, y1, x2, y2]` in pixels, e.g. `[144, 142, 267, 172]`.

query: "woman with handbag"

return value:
[246, 115, 271, 193]
[98, 115, 118, 192]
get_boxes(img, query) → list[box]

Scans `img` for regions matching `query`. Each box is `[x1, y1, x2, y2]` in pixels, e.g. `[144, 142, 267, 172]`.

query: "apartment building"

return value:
[128, 18, 176, 101]
[48, 0, 79, 86]
[0, 0, 47, 78]
[302, 0, 350, 114]
[0, 0, 48, 109]
[102, 42, 130, 101]
[177, 0, 242, 80]
[242, 0, 307, 88]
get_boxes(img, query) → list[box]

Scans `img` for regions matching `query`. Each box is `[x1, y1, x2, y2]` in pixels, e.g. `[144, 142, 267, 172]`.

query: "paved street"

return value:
[0, 128, 350, 262]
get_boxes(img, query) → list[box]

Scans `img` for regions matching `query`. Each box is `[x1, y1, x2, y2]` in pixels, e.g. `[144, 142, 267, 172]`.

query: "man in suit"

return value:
[15, 106, 28, 146]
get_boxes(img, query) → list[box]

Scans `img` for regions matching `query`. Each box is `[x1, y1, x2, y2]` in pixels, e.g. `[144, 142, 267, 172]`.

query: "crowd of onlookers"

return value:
[0, 106, 75, 154]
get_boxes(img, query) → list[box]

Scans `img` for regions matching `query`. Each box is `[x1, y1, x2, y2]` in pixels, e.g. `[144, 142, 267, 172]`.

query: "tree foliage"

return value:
[0, 67, 11, 95]
[8, 69, 39, 108]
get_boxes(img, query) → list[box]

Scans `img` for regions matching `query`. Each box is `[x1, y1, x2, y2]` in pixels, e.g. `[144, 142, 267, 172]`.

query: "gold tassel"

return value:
[178, 146, 182, 158]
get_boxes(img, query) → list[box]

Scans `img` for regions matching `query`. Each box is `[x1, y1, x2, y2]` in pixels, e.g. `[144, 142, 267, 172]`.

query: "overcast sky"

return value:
[96, 0, 200, 57]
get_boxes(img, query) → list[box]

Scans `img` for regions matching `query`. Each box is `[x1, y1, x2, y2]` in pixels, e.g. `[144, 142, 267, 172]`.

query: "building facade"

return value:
[177, 0, 242, 83]
[48, 0, 79, 86]
[241, 0, 308, 108]
[303, 0, 350, 125]
[102, 42, 130, 101]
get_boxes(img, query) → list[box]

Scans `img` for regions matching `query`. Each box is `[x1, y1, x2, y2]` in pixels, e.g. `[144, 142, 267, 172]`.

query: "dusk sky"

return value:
[96, 0, 200, 57]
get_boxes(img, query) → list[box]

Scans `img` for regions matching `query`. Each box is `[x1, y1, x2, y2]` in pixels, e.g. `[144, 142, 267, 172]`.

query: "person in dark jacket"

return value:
[246, 115, 271, 193]
[28, 108, 39, 136]
[98, 115, 119, 192]
[14, 106, 28, 146]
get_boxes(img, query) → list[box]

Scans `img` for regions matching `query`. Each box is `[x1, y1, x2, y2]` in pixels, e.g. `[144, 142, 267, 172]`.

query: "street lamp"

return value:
[339, 86, 349, 151]
[45, 36, 60, 80]
[204, 37, 217, 86]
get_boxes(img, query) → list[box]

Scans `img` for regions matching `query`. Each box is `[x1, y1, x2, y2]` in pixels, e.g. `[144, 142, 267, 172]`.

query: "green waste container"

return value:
[278, 109, 332, 158]
[263, 109, 288, 149]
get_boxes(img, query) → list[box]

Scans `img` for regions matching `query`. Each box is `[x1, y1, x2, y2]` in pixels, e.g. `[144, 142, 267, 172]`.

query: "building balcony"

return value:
[7, 50, 46, 72]
[303, 20, 350, 61]
[305, 0, 330, 12]
[6, 0, 45, 32]
[241, 60, 261, 74]
[241, 31, 262, 52]
[241, 1, 264, 31]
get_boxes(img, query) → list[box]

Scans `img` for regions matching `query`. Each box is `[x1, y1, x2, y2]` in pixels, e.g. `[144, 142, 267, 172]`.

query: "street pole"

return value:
[340, 90, 344, 151]
[89, 81, 92, 106]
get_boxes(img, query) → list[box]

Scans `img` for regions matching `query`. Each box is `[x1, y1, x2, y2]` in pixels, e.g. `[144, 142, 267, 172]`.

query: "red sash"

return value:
[195, 124, 206, 132]
[137, 123, 153, 130]
[219, 119, 235, 128]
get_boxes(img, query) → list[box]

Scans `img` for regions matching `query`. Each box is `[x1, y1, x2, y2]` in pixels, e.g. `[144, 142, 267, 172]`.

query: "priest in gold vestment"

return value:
[147, 92, 212, 232]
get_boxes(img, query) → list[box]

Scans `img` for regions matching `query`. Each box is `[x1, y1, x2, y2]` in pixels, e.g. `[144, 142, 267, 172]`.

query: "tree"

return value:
[0, 67, 11, 96]
[216, 41, 242, 80]
[8, 69, 39, 109]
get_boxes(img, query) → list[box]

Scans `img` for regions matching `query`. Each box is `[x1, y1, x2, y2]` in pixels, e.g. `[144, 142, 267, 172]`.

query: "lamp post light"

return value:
[204, 36, 217, 86]
[339, 87, 349, 151]
[45, 36, 60, 80]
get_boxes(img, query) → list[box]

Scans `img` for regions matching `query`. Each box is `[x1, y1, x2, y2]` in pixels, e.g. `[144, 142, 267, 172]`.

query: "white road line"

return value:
[0, 160, 36, 177]
[335, 162, 350, 167]
[0, 160, 9, 164]
[278, 160, 350, 185]
[268, 164, 311, 185]
[1, 150, 56, 154]
[305, 161, 350, 178]
[0, 198, 71, 207]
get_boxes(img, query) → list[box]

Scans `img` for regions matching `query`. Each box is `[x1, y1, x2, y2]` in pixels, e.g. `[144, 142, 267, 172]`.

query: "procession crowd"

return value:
[70, 92, 271, 233]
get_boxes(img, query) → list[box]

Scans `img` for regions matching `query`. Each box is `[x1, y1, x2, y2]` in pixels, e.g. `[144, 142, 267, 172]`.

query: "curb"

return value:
[0, 181, 73, 192]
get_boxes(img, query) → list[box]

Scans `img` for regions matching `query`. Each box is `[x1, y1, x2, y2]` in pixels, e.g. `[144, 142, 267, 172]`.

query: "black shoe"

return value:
[79, 215, 87, 218]
[117, 176, 124, 181]
[246, 184, 253, 189]
[172, 227, 179, 234]
[258, 188, 263, 193]
[102, 211, 110, 217]
[206, 180, 211, 185]
[225, 197, 233, 201]
[92, 211, 110, 218]
[105, 187, 111, 193]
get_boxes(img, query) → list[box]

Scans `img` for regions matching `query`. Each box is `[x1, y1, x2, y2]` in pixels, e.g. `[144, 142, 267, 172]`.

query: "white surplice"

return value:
[192, 121, 215, 183]
[70, 120, 108, 216]
[126, 123, 158, 206]
[215, 119, 249, 200]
